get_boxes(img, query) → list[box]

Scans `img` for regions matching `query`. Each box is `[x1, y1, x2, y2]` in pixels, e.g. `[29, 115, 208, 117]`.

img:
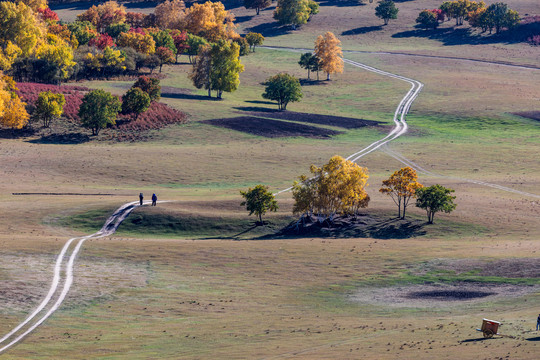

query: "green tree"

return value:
[273, 0, 312, 29]
[105, 22, 130, 39]
[189, 44, 212, 97]
[379, 167, 423, 219]
[416, 10, 440, 29]
[375, 0, 399, 25]
[132, 76, 161, 101]
[244, 0, 271, 15]
[484, 2, 520, 34]
[240, 184, 278, 224]
[298, 52, 314, 80]
[262, 73, 302, 110]
[415, 184, 457, 224]
[185, 33, 208, 64]
[245, 32, 264, 52]
[35, 91, 65, 127]
[151, 30, 176, 54]
[122, 87, 150, 119]
[67, 21, 97, 46]
[79, 89, 121, 135]
[209, 40, 244, 99]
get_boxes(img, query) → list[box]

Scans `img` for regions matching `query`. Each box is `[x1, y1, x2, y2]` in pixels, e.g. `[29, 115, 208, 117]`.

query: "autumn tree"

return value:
[122, 87, 150, 119]
[314, 32, 343, 81]
[154, 0, 186, 29]
[273, 0, 313, 29]
[125, 12, 147, 28]
[35, 91, 65, 127]
[132, 76, 161, 102]
[240, 184, 278, 224]
[77, 1, 127, 32]
[245, 32, 264, 52]
[37, 7, 60, 23]
[375, 0, 399, 25]
[35, 35, 76, 81]
[416, 10, 440, 29]
[262, 73, 302, 110]
[0, 41, 22, 71]
[48, 24, 79, 49]
[0, 74, 29, 129]
[117, 31, 156, 55]
[415, 184, 457, 224]
[20, 0, 48, 12]
[88, 33, 115, 50]
[171, 30, 189, 62]
[244, 0, 271, 16]
[440, 0, 485, 26]
[0, 1, 46, 57]
[156, 46, 174, 72]
[292, 155, 370, 218]
[184, 1, 238, 42]
[380, 167, 423, 219]
[79, 89, 121, 135]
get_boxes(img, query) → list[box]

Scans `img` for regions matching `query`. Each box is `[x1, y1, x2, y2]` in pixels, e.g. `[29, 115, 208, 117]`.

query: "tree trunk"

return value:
[258, 213, 262, 224]
[326, 72, 330, 81]
[208, 88, 211, 97]
[307, 69, 310, 80]
[256, 7, 260, 15]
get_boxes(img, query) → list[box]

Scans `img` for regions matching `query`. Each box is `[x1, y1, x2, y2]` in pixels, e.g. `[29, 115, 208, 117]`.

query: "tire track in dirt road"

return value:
[267, 47, 540, 199]
[0, 201, 142, 354]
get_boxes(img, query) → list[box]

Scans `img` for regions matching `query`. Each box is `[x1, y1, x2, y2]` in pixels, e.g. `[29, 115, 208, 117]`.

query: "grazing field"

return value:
[1, 0, 539, 358]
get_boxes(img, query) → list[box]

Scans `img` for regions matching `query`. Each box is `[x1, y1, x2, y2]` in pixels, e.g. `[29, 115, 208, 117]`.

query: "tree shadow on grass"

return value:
[460, 338, 494, 343]
[265, 214, 428, 240]
[161, 92, 220, 101]
[0, 127, 36, 139]
[299, 78, 326, 86]
[28, 132, 91, 145]
[247, 22, 294, 38]
[526, 337, 540, 342]
[317, 0, 366, 8]
[233, 106, 278, 113]
[244, 100, 276, 105]
[392, 26, 526, 46]
[342, 25, 384, 36]
[235, 15, 254, 24]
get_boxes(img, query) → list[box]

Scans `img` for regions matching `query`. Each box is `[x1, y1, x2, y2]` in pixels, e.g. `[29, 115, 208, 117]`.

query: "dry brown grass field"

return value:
[0, 0, 539, 358]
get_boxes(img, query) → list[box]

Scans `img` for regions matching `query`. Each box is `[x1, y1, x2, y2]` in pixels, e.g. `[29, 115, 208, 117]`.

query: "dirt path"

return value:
[0, 201, 142, 354]
[267, 46, 540, 200]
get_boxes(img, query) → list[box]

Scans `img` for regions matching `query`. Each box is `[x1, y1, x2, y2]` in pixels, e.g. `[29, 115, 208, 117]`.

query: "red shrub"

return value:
[528, 34, 540, 45]
[37, 7, 59, 22]
[88, 34, 116, 50]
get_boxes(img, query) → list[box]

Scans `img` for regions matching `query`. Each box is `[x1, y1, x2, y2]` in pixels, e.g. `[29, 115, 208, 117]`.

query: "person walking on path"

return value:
[152, 193, 157, 206]
[537, 314, 540, 331]
[139, 193, 144, 205]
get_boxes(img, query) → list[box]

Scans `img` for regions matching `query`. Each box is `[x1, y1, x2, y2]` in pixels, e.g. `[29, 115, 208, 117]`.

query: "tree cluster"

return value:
[273, 0, 319, 29]
[417, 1, 520, 34]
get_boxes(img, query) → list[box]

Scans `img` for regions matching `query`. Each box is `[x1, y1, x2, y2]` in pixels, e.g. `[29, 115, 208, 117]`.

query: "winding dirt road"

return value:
[0, 201, 142, 354]
[1, 49, 539, 355]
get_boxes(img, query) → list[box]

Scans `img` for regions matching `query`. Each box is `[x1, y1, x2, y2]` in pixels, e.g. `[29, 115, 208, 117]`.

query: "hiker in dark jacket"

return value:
[152, 193, 157, 206]
[139, 193, 144, 205]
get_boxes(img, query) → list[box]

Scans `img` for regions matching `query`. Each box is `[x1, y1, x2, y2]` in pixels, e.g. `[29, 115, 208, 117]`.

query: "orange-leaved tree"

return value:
[154, 0, 186, 30]
[379, 167, 423, 219]
[314, 32, 343, 81]
[77, 1, 127, 32]
[184, 1, 237, 42]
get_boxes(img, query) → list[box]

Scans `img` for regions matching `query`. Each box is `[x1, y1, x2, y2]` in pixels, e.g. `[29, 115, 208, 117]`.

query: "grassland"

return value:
[1, 0, 539, 358]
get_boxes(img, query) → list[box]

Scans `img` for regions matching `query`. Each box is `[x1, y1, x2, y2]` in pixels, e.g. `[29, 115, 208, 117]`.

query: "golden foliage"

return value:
[314, 32, 343, 80]
[76, 1, 127, 32]
[117, 32, 156, 55]
[184, 1, 237, 42]
[293, 155, 370, 216]
[0, 95, 29, 129]
[154, 0, 186, 30]
[0, 1, 47, 57]
[379, 167, 423, 219]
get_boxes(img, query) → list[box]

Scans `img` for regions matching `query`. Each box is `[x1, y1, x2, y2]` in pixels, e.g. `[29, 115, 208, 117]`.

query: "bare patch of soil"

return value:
[350, 283, 540, 308]
[269, 214, 427, 239]
[202, 116, 343, 138]
[241, 111, 383, 129]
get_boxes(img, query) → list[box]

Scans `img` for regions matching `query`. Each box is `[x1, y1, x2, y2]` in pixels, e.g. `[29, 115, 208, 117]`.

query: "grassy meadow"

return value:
[0, 0, 539, 358]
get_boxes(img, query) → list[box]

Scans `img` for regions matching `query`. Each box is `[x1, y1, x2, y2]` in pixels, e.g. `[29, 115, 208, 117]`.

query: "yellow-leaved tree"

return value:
[314, 32, 343, 81]
[154, 0, 186, 30]
[379, 167, 423, 219]
[0, 73, 29, 129]
[184, 1, 237, 42]
[0, 1, 46, 58]
[292, 155, 370, 219]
